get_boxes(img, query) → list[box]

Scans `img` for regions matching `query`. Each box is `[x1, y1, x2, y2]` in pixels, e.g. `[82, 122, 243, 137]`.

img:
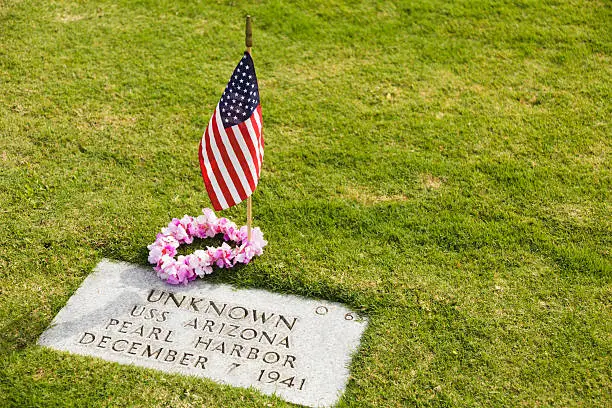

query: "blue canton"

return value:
[219, 52, 260, 127]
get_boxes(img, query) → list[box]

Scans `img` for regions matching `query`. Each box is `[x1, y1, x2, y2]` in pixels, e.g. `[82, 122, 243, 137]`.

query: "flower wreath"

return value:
[147, 208, 267, 285]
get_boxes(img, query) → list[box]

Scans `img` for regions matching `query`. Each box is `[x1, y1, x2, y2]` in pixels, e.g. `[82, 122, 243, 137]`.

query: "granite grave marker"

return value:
[39, 259, 367, 407]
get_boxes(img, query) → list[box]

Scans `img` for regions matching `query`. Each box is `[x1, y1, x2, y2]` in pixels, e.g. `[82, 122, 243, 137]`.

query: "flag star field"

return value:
[219, 53, 260, 126]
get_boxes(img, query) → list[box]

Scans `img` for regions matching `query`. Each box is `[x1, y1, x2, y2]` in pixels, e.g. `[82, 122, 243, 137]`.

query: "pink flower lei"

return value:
[147, 208, 267, 285]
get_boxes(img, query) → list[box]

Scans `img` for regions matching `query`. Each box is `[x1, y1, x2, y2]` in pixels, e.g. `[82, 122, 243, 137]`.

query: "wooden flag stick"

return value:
[245, 15, 253, 54]
[245, 15, 253, 241]
[247, 196, 253, 241]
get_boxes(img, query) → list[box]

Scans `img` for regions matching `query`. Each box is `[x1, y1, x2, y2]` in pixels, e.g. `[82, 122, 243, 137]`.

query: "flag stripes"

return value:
[199, 104, 263, 211]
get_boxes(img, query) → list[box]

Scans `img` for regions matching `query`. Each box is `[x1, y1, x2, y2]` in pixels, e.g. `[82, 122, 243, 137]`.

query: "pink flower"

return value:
[215, 217, 231, 235]
[166, 274, 182, 285]
[162, 218, 191, 244]
[234, 228, 248, 243]
[148, 233, 179, 250]
[195, 209, 218, 238]
[202, 208, 218, 223]
[209, 242, 234, 268]
[187, 250, 213, 277]
[158, 254, 176, 272]
[147, 235, 179, 264]
[175, 256, 196, 284]
[223, 221, 240, 242]
[195, 221, 216, 238]
[234, 242, 257, 264]
[147, 245, 164, 264]
[239, 226, 267, 254]
[181, 215, 198, 237]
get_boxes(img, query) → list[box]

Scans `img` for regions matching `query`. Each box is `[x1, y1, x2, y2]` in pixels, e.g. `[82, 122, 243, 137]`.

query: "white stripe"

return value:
[215, 107, 253, 197]
[245, 117, 262, 172]
[208, 111, 241, 205]
[201, 116, 228, 209]
[229, 122, 259, 188]
[252, 106, 262, 129]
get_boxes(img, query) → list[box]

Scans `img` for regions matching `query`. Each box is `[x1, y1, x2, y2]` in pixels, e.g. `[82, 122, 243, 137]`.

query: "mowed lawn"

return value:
[0, 0, 610, 406]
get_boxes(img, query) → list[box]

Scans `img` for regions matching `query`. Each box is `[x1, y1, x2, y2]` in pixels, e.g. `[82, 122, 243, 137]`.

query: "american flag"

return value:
[198, 52, 263, 211]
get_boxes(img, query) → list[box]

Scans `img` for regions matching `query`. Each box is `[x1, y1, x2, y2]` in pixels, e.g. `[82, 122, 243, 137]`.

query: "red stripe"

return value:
[250, 105, 261, 136]
[198, 137, 222, 211]
[205, 111, 236, 208]
[225, 125, 256, 192]
[211, 112, 248, 201]
[237, 120, 260, 175]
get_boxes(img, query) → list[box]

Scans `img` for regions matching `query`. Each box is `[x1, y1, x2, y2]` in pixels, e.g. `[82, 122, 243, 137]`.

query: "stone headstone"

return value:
[38, 259, 367, 407]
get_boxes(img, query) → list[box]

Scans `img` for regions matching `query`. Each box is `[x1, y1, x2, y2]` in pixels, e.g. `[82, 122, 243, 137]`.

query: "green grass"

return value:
[1, 0, 610, 406]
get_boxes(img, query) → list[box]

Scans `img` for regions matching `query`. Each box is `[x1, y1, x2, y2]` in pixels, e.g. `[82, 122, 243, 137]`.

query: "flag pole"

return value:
[245, 15, 253, 241]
